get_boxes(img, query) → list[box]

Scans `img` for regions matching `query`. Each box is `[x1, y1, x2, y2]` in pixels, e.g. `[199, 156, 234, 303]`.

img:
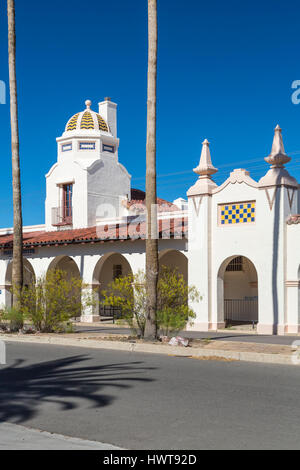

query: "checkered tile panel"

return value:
[220, 202, 255, 225]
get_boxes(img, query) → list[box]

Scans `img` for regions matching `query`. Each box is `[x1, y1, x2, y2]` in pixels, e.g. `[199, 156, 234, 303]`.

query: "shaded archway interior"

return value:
[5, 258, 36, 308]
[219, 255, 258, 326]
[47, 255, 81, 280]
[159, 250, 188, 283]
[47, 256, 82, 319]
[93, 253, 133, 318]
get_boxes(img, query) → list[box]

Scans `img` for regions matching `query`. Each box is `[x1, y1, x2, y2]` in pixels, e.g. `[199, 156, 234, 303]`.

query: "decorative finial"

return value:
[187, 139, 219, 196]
[85, 99, 92, 109]
[258, 124, 298, 188]
[265, 124, 291, 168]
[193, 139, 218, 178]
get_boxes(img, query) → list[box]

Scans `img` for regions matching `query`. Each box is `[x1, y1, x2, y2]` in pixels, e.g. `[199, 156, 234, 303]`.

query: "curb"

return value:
[0, 334, 297, 366]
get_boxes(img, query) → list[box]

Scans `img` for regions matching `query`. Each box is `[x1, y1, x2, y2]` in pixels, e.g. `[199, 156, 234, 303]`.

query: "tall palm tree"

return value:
[7, 0, 23, 309]
[144, 0, 158, 339]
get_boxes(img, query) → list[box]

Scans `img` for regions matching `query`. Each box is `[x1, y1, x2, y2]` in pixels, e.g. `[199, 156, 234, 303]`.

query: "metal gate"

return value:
[224, 299, 258, 323]
[99, 306, 123, 323]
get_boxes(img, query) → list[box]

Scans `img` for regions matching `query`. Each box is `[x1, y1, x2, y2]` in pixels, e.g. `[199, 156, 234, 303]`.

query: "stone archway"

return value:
[159, 250, 188, 283]
[217, 255, 258, 326]
[92, 253, 133, 319]
[47, 255, 80, 280]
[5, 258, 36, 308]
[47, 256, 81, 319]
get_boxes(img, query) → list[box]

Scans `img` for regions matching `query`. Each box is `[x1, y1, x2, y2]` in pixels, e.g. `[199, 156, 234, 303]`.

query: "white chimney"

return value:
[98, 97, 118, 138]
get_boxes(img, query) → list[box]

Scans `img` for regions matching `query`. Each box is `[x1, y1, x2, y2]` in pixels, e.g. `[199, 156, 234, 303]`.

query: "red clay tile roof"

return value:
[0, 188, 185, 249]
[0, 218, 188, 249]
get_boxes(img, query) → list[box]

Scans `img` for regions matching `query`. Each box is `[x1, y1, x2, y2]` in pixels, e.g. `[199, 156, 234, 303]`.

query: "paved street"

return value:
[1, 341, 300, 449]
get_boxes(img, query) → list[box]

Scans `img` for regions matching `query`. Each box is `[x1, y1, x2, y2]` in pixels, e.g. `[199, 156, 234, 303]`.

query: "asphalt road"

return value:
[75, 324, 300, 346]
[1, 341, 300, 450]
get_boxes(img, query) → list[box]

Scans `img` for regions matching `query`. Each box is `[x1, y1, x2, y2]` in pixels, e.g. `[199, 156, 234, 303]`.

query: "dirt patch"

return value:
[188, 355, 237, 362]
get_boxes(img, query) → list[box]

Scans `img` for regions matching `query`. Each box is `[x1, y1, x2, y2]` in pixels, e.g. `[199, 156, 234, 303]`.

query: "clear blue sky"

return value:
[0, 0, 300, 227]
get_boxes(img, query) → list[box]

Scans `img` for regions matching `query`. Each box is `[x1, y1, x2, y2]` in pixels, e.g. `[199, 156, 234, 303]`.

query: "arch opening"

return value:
[218, 255, 258, 327]
[47, 255, 80, 280]
[5, 258, 36, 309]
[159, 250, 188, 283]
[93, 253, 133, 320]
[47, 256, 81, 320]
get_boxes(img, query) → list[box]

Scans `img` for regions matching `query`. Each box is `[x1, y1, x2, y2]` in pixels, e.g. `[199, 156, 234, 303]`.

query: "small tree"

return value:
[101, 268, 200, 338]
[5, 269, 93, 333]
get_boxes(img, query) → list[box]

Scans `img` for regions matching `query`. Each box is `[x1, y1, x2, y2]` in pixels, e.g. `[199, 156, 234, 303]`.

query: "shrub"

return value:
[101, 267, 201, 337]
[11, 269, 93, 333]
[157, 266, 200, 336]
[101, 271, 147, 336]
[0, 307, 24, 332]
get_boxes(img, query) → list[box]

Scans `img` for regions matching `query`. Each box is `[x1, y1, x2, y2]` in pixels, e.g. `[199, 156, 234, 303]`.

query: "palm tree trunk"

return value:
[7, 0, 23, 309]
[144, 0, 158, 340]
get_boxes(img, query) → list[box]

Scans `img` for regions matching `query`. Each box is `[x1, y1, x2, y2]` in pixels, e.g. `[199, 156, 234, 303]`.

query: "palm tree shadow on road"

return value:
[0, 355, 155, 424]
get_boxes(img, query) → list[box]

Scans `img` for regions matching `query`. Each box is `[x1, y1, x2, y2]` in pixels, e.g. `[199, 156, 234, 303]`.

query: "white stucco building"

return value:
[0, 98, 299, 335]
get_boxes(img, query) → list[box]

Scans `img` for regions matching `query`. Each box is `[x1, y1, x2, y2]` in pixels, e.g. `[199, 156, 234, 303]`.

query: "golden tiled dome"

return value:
[67, 113, 80, 131]
[65, 100, 109, 132]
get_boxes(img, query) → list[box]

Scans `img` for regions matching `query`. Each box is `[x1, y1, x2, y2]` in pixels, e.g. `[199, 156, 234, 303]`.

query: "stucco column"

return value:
[0, 259, 11, 309]
[285, 281, 300, 334]
[186, 139, 219, 331]
[257, 125, 298, 335]
[0, 284, 12, 310]
[285, 220, 300, 334]
[80, 283, 101, 323]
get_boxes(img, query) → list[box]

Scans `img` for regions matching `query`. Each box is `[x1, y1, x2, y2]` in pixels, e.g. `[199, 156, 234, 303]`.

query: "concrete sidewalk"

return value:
[74, 323, 300, 346]
[0, 422, 123, 450]
[1, 331, 300, 366]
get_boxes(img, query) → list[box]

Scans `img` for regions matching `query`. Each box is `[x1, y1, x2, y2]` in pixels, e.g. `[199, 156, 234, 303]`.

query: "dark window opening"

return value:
[113, 264, 122, 280]
[103, 144, 115, 153]
[63, 184, 73, 223]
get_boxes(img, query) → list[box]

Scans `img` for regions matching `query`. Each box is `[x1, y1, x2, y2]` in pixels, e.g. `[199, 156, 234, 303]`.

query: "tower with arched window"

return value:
[45, 99, 131, 231]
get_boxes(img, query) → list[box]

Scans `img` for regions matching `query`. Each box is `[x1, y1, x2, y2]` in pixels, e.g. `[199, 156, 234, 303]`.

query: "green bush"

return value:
[0, 307, 24, 332]
[157, 266, 200, 336]
[11, 269, 93, 333]
[101, 267, 201, 337]
[101, 271, 147, 336]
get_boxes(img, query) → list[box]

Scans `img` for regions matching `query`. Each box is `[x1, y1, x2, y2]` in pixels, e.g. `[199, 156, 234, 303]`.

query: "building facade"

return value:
[0, 98, 299, 335]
